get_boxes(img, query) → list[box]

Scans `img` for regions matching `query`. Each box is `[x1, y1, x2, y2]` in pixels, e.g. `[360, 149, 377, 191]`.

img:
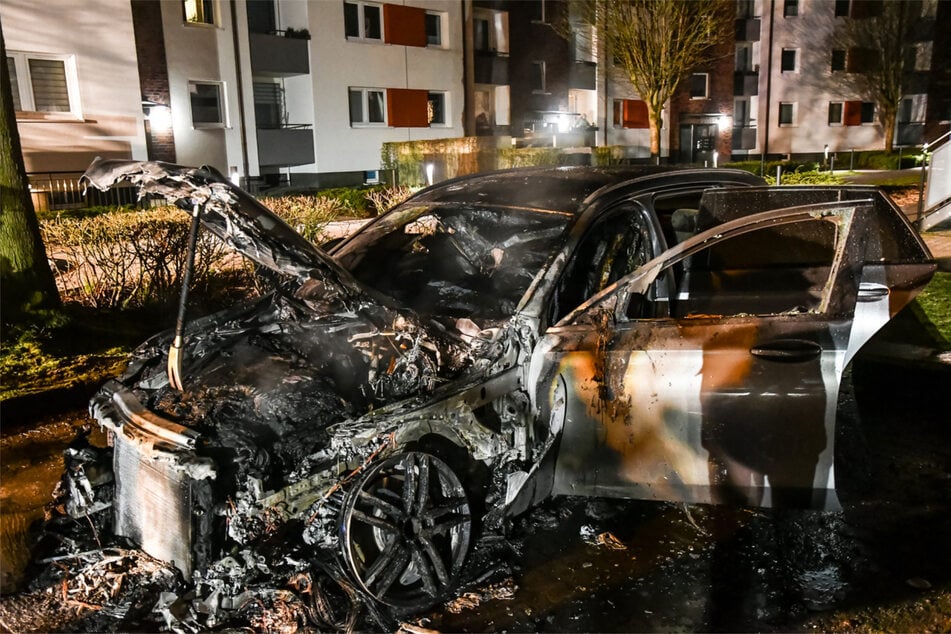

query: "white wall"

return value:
[305, 0, 465, 174]
[1, 0, 147, 172]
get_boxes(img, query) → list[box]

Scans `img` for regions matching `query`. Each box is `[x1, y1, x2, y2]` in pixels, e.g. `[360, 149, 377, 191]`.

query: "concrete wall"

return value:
[2, 0, 147, 173]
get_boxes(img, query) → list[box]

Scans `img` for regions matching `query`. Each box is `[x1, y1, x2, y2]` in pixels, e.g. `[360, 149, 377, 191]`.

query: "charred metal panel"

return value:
[113, 436, 195, 575]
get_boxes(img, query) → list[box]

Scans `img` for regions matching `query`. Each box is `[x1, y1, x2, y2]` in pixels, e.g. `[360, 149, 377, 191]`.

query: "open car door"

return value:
[539, 190, 933, 511]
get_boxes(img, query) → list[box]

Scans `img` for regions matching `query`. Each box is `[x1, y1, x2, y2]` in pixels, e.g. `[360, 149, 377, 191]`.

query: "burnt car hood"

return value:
[81, 158, 376, 306]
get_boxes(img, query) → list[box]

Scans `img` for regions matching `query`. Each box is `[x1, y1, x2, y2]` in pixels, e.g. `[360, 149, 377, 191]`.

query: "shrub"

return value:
[365, 186, 414, 215]
[41, 207, 233, 310]
[764, 166, 844, 185]
[258, 195, 345, 242]
[497, 147, 561, 169]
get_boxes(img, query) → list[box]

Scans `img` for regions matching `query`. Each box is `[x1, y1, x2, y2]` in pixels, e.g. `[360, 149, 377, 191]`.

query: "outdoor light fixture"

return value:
[426, 163, 435, 186]
[717, 115, 731, 131]
[713, 150, 719, 168]
[143, 99, 172, 133]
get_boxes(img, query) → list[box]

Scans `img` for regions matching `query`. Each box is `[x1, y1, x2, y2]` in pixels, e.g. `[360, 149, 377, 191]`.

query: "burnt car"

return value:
[76, 159, 934, 611]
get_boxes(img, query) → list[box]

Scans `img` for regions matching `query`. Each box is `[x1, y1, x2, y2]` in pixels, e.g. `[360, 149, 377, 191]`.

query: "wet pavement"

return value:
[1, 345, 948, 632]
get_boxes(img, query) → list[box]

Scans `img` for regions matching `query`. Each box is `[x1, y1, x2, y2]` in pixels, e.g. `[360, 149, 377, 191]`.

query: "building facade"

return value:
[3, 0, 948, 193]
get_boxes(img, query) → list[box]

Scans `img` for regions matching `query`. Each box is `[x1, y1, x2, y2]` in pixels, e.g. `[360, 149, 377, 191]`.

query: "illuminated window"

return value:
[184, 0, 215, 25]
[428, 91, 447, 125]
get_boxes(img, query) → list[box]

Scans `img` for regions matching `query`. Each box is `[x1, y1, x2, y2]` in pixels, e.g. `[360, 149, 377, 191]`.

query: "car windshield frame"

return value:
[333, 201, 575, 322]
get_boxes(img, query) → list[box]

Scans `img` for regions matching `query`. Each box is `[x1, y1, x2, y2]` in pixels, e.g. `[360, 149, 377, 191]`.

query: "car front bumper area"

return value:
[90, 381, 217, 577]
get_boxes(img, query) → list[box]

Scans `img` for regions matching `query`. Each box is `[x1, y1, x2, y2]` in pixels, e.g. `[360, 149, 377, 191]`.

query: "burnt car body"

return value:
[77, 159, 934, 610]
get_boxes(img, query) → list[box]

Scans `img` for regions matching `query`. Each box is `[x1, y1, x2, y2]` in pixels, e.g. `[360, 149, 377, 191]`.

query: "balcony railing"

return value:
[474, 52, 509, 85]
[256, 125, 315, 167]
[732, 126, 758, 150]
[250, 32, 309, 77]
[569, 60, 597, 90]
[27, 172, 150, 211]
[735, 18, 761, 42]
[733, 71, 759, 96]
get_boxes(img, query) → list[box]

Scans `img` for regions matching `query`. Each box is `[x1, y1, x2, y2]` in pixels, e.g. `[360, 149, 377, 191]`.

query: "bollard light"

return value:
[426, 163, 435, 186]
[713, 150, 719, 168]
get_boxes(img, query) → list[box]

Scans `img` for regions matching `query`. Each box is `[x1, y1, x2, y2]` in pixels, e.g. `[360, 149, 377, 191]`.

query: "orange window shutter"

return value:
[387, 88, 430, 127]
[843, 100, 862, 126]
[623, 100, 649, 128]
[383, 4, 427, 47]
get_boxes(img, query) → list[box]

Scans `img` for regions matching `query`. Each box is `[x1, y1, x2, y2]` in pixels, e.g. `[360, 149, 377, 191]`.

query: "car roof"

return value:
[407, 166, 765, 214]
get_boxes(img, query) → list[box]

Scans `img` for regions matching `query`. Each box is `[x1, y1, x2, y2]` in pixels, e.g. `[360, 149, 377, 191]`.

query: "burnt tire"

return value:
[339, 451, 472, 610]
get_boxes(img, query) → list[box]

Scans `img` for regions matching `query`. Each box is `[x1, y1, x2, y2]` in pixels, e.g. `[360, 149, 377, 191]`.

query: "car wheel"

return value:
[339, 451, 472, 609]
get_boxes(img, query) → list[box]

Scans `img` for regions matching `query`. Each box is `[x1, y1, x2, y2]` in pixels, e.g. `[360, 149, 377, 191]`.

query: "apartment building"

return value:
[3, 0, 464, 190]
[2, 0, 148, 173]
[4, 0, 947, 194]
[730, 0, 943, 161]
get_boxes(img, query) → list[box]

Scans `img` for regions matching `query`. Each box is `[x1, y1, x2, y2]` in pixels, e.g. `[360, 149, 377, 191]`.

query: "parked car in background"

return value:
[75, 160, 934, 610]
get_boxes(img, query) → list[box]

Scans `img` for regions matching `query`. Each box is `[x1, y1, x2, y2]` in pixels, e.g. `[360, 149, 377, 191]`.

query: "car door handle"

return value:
[857, 282, 890, 302]
[750, 339, 822, 362]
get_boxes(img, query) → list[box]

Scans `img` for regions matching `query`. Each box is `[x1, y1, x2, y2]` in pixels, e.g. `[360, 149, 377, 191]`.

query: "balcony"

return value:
[735, 18, 760, 42]
[569, 60, 597, 90]
[256, 125, 314, 167]
[896, 122, 924, 146]
[732, 126, 757, 150]
[733, 71, 759, 96]
[250, 32, 309, 77]
[474, 52, 509, 85]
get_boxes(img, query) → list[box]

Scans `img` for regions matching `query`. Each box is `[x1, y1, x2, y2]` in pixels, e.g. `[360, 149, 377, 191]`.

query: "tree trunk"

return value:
[882, 111, 896, 153]
[0, 29, 60, 319]
[647, 101, 663, 158]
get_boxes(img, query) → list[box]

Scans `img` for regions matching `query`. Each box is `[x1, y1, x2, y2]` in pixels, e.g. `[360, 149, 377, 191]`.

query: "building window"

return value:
[428, 91, 447, 125]
[783, 0, 798, 17]
[426, 12, 443, 46]
[913, 42, 932, 72]
[781, 49, 798, 72]
[344, 1, 382, 40]
[532, 0, 549, 24]
[779, 102, 795, 126]
[349, 87, 385, 125]
[183, 0, 215, 25]
[831, 49, 846, 72]
[834, 0, 850, 16]
[189, 81, 225, 127]
[689, 73, 709, 99]
[860, 101, 875, 123]
[532, 61, 546, 93]
[6, 51, 80, 117]
[828, 102, 843, 125]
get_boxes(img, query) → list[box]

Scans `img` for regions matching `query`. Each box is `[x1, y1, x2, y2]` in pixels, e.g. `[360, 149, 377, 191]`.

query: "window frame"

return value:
[828, 101, 844, 126]
[783, 0, 799, 17]
[689, 72, 709, 99]
[349, 87, 387, 127]
[6, 51, 82, 119]
[831, 49, 846, 72]
[780, 48, 798, 73]
[344, 1, 383, 41]
[531, 60, 547, 94]
[859, 101, 875, 124]
[778, 102, 796, 127]
[188, 80, 227, 129]
[183, 0, 216, 26]
[427, 91, 448, 126]
[425, 11, 444, 47]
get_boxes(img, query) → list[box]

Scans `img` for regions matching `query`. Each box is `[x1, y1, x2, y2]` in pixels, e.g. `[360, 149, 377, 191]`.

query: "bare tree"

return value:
[844, 1, 931, 152]
[0, 27, 60, 320]
[564, 0, 733, 157]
